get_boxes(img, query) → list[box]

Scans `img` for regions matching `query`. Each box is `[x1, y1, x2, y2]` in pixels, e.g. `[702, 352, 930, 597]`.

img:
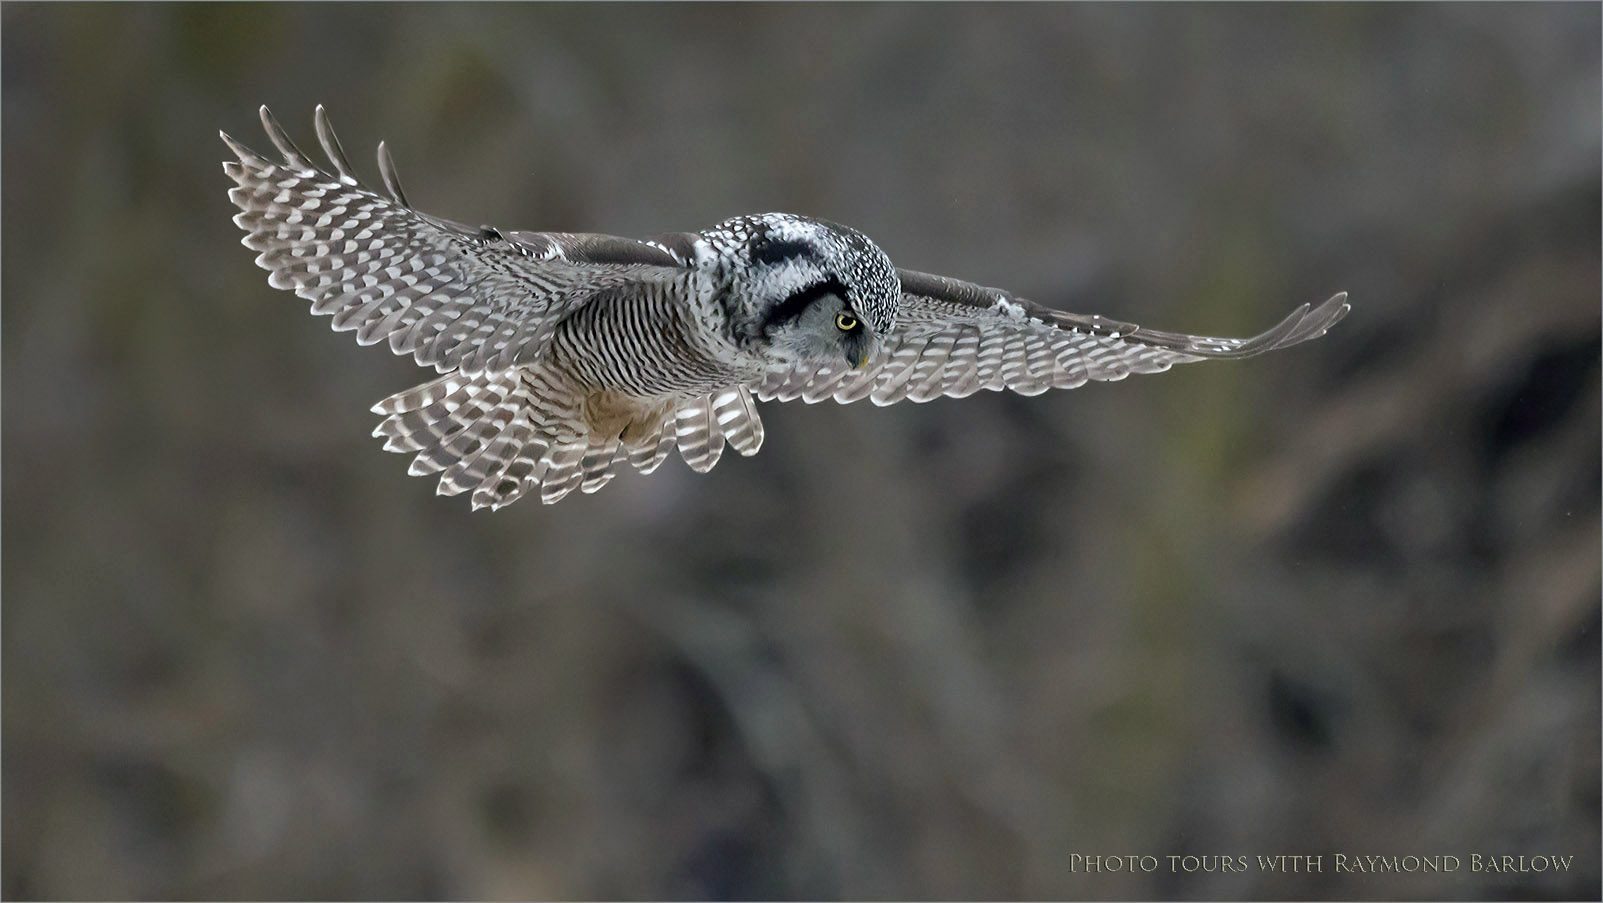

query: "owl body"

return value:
[539, 268, 756, 445]
[223, 107, 1348, 508]
[544, 269, 743, 398]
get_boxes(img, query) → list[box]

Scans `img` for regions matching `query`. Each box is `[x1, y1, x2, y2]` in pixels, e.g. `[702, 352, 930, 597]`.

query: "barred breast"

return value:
[543, 275, 743, 401]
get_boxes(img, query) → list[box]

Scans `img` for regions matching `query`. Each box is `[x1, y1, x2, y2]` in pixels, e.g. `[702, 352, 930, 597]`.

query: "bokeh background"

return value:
[4, 4, 1599, 900]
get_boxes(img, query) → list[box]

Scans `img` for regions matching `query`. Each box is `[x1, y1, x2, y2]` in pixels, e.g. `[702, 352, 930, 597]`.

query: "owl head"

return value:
[700, 213, 901, 369]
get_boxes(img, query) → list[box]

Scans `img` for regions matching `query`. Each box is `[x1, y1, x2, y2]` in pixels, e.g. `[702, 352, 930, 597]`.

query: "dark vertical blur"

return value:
[3, 4, 1598, 899]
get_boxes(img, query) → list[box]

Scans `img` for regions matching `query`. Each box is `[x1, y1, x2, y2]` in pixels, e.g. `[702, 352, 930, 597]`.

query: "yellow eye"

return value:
[835, 312, 859, 332]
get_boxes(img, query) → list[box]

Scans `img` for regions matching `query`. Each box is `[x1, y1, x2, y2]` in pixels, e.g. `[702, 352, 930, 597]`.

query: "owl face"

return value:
[702, 213, 901, 369]
[761, 275, 879, 369]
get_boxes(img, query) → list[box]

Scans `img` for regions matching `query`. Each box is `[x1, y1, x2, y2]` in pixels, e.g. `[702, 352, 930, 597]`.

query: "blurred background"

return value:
[3, 4, 1599, 900]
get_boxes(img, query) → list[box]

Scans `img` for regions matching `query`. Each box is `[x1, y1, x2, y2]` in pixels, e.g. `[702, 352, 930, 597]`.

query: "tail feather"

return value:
[374, 379, 499, 451]
[370, 372, 766, 509]
[628, 418, 676, 475]
[539, 442, 588, 504]
[371, 374, 468, 416]
[471, 424, 551, 511]
[462, 412, 536, 509]
[378, 376, 515, 476]
[436, 401, 522, 495]
[674, 396, 726, 473]
[417, 388, 518, 480]
[579, 436, 623, 495]
[711, 387, 765, 456]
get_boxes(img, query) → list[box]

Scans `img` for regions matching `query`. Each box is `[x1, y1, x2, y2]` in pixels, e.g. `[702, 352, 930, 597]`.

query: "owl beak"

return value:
[851, 349, 869, 370]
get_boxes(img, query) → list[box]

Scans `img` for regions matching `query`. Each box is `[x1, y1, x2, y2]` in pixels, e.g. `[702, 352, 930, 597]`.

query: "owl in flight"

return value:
[223, 107, 1349, 509]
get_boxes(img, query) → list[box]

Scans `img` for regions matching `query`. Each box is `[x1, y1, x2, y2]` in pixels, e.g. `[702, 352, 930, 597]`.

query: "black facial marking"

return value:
[842, 330, 869, 367]
[763, 277, 852, 334]
[752, 238, 816, 267]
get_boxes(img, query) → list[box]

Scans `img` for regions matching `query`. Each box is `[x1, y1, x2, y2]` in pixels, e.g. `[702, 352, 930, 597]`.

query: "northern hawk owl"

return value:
[223, 107, 1350, 509]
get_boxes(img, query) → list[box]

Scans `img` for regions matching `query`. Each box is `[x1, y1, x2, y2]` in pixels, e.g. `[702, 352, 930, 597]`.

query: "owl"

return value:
[223, 107, 1349, 509]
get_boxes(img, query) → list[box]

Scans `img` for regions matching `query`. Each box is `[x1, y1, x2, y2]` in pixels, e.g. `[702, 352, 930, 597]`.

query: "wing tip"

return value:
[257, 104, 314, 167]
[219, 129, 257, 164]
[313, 103, 359, 181]
[1285, 290, 1352, 345]
[1241, 290, 1352, 355]
[1235, 302, 1309, 355]
[231, 105, 368, 185]
[376, 139, 409, 207]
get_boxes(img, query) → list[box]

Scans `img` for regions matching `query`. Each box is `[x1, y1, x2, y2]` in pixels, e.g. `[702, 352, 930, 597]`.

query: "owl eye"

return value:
[835, 312, 860, 332]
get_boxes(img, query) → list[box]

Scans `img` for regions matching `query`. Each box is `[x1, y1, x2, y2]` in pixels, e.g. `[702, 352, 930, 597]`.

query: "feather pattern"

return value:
[674, 395, 727, 473]
[223, 106, 688, 376]
[225, 107, 1349, 509]
[628, 421, 678, 475]
[710, 387, 765, 456]
[755, 270, 1349, 405]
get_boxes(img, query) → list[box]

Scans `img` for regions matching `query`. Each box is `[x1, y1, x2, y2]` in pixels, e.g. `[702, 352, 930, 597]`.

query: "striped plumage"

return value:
[223, 107, 1350, 509]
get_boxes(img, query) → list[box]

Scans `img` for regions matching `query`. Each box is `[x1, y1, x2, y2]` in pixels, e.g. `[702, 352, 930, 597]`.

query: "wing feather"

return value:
[223, 106, 694, 376]
[753, 267, 1348, 405]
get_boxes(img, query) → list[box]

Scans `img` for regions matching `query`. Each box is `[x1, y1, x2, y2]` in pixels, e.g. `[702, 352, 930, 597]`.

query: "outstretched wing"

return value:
[223, 106, 700, 375]
[754, 268, 1349, 405]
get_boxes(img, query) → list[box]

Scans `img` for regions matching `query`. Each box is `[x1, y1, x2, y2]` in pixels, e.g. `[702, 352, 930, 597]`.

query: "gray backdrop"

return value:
[4, 4, 1599, 900]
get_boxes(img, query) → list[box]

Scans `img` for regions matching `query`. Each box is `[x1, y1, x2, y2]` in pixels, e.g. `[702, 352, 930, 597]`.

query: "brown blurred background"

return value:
[3, 4, 1599, 900]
